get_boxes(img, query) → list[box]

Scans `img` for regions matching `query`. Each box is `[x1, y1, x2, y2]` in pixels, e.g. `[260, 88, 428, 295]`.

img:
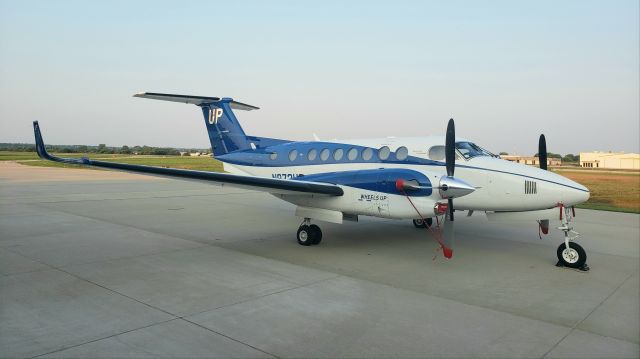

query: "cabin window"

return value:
[428, 145, 445, 161]
[333, 148, 344, 161]
[288, 149, 298, 161]
[320, 148, 330, 161]
[378, 146, 390, 160]
[308, 149, 317, 161]
[269, 152, 278, 160]
[395, 146, 408, 160]
[362, 148, 373, 161]
[347, 148, 358, 161]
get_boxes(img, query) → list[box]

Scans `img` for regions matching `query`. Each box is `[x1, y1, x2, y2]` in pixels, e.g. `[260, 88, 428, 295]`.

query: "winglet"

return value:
[32, 121, 88, 165]
[33, 121, 51, 160]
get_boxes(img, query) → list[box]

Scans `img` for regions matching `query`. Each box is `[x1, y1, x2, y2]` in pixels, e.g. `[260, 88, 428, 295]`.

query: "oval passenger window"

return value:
[333, 148, 344, 161]
[320, 149, 330, 161]
[347, 148, 358, 161]
[395, 146, 408, 160]
[378, 146, 390, 160]
[428, 145, 445, 161]
[362, 148, 373, 161]
[288, 149, 298, 161]
[308, 149, 317, 161]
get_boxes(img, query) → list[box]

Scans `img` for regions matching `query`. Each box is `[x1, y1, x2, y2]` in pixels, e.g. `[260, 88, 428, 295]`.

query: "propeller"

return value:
[441, 118, 456, 258]
[395, 118, 474, 259]
[538, 134, 547, 170]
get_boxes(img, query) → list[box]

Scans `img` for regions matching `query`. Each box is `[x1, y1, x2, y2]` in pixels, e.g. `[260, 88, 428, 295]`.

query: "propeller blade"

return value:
[445, 118, 455, 177]
[539, 134, 547, 170]
[442, 202, 454, 258]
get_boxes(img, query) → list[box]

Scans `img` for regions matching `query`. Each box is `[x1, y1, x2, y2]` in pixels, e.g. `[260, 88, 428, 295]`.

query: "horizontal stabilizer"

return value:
[133, 92, 259, 111]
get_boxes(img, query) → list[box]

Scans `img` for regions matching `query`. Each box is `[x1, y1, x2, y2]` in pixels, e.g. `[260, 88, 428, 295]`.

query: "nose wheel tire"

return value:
[412, 218, 433, 228]
[297, 224, 322, 246]
[556, 242, 588, 270]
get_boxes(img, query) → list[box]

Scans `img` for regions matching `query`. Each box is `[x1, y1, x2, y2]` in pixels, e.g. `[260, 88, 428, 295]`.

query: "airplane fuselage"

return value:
[217, 136, 589, 220]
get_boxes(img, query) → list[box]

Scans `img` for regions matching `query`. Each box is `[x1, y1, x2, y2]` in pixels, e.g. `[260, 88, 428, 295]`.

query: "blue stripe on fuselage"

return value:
[215, 141, 444, 167]
[297, 168, 433, 196]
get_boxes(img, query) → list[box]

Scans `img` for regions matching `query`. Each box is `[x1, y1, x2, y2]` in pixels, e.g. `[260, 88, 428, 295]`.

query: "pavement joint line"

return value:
[29, 317, 182, 359]
[540, 272, 636, 358]
[5, 184, 638, 354]
[0, 247, 60, 277]
[182, 274, 344, 320]
[28, 202, 294, 249]
[3, 242, 325, 359]
[10, 239, 638, 351]
[215, 242, 640, 348]
[1, 234, 213, 274]
[179, 317, 281, 359]
[28, 203, 218, 247]
[25, 260, 334, 359]
[54, 264, 181, 317]
[53, 244, 212, 272]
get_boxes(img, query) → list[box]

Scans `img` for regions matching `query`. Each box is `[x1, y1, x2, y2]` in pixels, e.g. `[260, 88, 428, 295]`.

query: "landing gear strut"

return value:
[555, 205, 589, 271]
[413, 218, 433, 228]
[297, 218, 322, 246]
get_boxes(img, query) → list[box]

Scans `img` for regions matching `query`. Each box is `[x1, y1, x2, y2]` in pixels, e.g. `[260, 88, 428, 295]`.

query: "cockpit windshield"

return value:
[455, 142, 496, 159]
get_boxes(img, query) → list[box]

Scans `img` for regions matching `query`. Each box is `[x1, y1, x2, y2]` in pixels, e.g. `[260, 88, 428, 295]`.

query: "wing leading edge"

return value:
[32, 121, 343, 196]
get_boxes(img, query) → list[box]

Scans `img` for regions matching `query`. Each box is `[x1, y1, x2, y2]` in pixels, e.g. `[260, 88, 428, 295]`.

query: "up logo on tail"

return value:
[208, 108, 224, 124]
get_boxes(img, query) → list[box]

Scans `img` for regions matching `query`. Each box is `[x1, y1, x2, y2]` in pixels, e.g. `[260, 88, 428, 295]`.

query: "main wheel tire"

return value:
[413, 218, 433, 228]
[556, 242, 587, 269]
[297, 225, 313, 246]
[309, 224, 322, 245]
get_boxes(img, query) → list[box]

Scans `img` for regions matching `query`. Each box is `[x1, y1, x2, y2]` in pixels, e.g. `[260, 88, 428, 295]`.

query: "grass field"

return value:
[0, 151, 223, 172]
[553, 169, 640, 213]
[3, 151, 638, 213]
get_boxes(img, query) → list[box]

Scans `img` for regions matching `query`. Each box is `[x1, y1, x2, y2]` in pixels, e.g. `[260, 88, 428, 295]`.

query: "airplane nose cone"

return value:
[564, 181, 590, 206]
[439, 176, 475, 199]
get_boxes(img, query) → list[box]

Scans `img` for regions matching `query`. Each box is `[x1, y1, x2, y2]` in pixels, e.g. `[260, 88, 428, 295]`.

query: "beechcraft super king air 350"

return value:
[33, 92, 592, 270]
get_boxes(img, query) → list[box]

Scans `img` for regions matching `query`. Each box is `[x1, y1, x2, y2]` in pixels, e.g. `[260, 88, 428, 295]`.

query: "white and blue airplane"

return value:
[33, 92, 591, 270]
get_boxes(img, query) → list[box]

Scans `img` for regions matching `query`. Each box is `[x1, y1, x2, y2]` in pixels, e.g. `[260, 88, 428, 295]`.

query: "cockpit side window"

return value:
[455, 142, 496, 159]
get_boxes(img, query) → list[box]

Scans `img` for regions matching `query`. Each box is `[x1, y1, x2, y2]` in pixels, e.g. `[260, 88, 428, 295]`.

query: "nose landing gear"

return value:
[297, 218, 322, 246]
[555, 205, 589, 271]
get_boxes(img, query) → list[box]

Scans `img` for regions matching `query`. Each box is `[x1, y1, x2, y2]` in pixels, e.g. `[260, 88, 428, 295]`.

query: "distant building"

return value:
[501, 155, 561, 167]
[580, 152, 640, 169]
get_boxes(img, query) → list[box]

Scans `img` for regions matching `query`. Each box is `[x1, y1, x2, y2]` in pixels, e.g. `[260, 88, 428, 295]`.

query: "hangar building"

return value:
[580, 152, 640, 169]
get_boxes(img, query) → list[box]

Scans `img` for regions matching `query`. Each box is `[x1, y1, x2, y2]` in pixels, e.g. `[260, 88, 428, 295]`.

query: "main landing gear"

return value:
[297, 218, 322, 246]
[412, 218, 433, 228]
[555, 205, 589, 271]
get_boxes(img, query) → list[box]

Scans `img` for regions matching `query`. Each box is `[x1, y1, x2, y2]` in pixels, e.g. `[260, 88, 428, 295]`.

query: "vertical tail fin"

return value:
[133, 92, 259, 156]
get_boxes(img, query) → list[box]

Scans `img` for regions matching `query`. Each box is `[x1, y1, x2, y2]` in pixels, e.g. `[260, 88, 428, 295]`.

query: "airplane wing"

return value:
[32, 121, 343, 197]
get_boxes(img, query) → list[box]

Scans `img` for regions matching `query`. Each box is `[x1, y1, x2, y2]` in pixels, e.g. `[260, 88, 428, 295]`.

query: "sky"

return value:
[0, 0, 638, 155]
